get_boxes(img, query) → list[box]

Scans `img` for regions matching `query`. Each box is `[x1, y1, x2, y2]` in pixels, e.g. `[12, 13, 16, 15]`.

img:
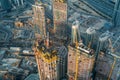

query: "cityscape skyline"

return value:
[0, 0, 120, 80]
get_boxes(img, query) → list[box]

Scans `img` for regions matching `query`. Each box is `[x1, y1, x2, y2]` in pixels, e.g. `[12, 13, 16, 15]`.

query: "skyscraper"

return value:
[67, 44, 95, 80]
[68, 21, 95, 80]
[57, 46, 68, 80]
[113, 0, 120, 27]
[32, 3, 46, 38]
[12, 0, 24, 6]
[0, 0, 12, 12]
[53, 0, 67, 39]
[40, 0, 53, 19]
[34, 40, 67, 80]
[35, 44, 58, 80]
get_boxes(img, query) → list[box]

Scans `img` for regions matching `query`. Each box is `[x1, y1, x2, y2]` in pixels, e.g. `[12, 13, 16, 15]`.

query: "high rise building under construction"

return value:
[32, 2, 46, 38]
[53, 0, 68, 39]
[67, 21, 95, 80]
[68, 44, 95, 80]
[34, 40, 67, 80]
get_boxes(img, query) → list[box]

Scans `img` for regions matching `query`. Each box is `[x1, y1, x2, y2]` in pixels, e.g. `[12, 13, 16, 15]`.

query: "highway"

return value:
[68, 1, 106, 19]
[0, 27, 13, 41]
[68, 2, 91, 16]
[0, 40, 33, 47]
[0, 0, 33, 21]
[80, 0, 114, 19]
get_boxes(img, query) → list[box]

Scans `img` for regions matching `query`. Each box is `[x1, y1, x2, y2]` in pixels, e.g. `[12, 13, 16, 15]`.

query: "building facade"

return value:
[12, 0, 24, 6]
[0, 0, 12, 12]
[53, 0, 67, 39]
[95, 51, 120, 80]
[32, 3, 46, 38]
[113, 0, 120, 27]
[67, 43, 95, 80]
[35, 41, 67, 80]
[57, 46, 68, 80]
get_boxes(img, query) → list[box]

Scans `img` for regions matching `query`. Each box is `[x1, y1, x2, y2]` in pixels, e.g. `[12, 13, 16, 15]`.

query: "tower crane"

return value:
[71, 20, 81, 80]
[75, 40, 79, 80]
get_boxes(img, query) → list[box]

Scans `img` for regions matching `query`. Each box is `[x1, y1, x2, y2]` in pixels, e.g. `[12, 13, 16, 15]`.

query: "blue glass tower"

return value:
[113, 0, 120, 27]
[0, 0, 12, 12]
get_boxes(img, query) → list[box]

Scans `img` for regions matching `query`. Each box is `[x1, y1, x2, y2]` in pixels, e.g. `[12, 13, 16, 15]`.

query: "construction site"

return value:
[0, 0, 120, 80]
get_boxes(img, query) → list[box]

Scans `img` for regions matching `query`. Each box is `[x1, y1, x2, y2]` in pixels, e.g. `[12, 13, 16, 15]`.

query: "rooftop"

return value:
[69, 42, 95, 57]
[24, 74, 39, 80]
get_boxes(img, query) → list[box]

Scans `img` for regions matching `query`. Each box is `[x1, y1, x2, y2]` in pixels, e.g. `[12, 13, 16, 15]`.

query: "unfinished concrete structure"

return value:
[34, 40, 67, 80]
[53, 0, 67, 39]
[67, 21, 95, 80]
[68, 43, 95, 80]
[32, 2, 46, 38]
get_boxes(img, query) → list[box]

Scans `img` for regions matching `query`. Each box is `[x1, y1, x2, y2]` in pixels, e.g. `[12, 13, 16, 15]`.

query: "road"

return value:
[0, 27, 13, 41]
[79, 0, 114, 19]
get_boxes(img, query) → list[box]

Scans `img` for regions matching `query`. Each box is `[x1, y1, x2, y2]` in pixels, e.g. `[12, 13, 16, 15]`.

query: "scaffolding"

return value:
[34, 39, 68, 80]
